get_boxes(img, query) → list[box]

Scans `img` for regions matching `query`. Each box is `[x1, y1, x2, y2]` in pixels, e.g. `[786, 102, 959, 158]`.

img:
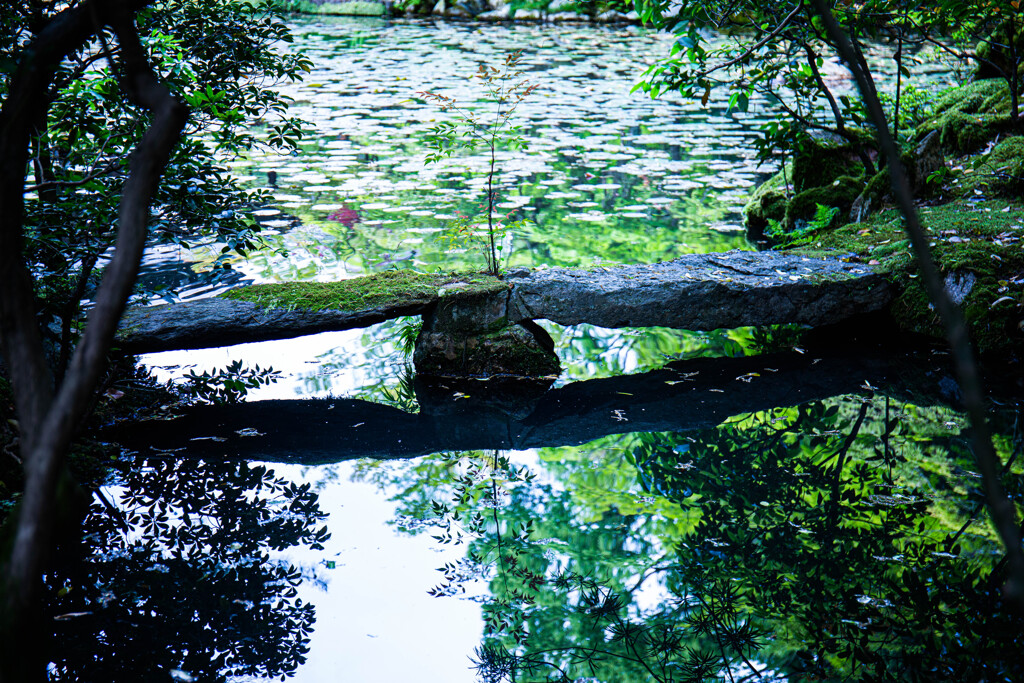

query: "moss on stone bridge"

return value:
[219, 269, 507, 312]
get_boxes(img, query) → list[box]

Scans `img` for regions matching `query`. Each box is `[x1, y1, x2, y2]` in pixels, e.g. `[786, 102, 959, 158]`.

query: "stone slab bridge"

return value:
[117, 250, 895, 377]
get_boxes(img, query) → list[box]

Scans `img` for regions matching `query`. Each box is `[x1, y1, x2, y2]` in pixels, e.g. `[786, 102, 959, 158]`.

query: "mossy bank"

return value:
[785, 199, 1024, 358]
[744, 73, 1024, 361]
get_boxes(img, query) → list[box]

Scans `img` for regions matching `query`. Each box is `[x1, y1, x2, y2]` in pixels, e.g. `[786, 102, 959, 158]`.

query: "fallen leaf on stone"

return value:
[709, 389, 725, 393]
[190, 436, 228, 442]
[235, 428, 264, 437]
[352, 422, 364, 428]
[54, 612, 93, 621]
[991, 296, 1016, 308]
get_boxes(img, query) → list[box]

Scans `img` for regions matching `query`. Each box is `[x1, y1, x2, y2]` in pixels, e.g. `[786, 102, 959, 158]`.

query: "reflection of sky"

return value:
[142, 328, 408, 402]
[265, 463, 483, 683]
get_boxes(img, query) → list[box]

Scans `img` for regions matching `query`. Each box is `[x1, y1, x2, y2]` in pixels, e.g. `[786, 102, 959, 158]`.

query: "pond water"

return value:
[50, 16, 1023, 683]
[143, 15, 771, 295]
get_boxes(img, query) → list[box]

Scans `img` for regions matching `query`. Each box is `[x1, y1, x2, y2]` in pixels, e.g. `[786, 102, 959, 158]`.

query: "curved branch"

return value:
[703, 3, 803, 77]
[1, 1, 186, 680]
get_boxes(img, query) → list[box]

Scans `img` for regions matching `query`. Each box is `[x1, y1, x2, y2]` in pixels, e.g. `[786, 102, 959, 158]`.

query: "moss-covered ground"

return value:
[786, 198, 1024, 357]
[286, 0, 386, 15]
[743, 72, 1024, 361]
[219, 269, 507, 312]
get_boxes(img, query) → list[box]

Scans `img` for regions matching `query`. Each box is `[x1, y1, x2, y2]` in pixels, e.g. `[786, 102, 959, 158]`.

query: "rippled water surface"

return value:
[193, 16, 776, 284]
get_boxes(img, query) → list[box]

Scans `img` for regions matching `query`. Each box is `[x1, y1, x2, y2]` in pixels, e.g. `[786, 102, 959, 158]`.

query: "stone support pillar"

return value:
[412, 287, 560, 378]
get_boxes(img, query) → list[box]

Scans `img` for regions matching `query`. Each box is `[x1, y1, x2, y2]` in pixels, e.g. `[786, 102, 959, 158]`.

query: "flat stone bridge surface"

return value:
[118, 250, 894, 356]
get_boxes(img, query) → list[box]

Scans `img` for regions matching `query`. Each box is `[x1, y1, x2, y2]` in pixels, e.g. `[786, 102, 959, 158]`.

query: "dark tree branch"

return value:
[701, 3, 803, 77]
[810, 0, 1024, 610]
[0, 1, 186, 680]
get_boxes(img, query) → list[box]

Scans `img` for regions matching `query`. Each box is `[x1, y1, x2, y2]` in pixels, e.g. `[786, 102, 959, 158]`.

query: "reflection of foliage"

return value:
[179, 359, 281, 405]
[547, 323, 795, 382]
[424, 452, 540, 612]
[47, 458, 329, 681]
[371, 393, 1022, 681]
[630, 399, 1024, 680]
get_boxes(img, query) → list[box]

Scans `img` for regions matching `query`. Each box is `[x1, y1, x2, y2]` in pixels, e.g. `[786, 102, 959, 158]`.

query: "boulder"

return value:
[915, 79, 1012, 155]
[412, 286, 559, 377]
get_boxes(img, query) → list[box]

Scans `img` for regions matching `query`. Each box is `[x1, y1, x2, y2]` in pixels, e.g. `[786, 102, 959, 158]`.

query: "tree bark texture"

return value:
[0, 1, 186, 679]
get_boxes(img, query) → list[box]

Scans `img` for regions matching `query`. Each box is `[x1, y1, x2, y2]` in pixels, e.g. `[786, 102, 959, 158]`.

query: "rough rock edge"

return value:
[117, 251, 896, 355]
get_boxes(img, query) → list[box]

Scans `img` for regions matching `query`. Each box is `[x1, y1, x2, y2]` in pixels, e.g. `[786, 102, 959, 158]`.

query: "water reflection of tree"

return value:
[47, 457, 329, 682]
[370, 396, 1023, 681]
[636, 400, 1024, 681]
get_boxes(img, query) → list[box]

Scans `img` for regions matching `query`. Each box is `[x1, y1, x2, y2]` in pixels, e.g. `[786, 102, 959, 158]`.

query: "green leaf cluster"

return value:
[1, 0, 311, 374]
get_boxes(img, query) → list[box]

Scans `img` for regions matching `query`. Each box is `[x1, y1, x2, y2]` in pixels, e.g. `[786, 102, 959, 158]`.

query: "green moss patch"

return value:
[792, 199, 1024, 356]
[745, 130, 877, 239]
[220, 270, 507, 312]
[791, 129, 874, 193]
[916, 80, 1014, 155]
[785, 172, 864, 229]
[744, 164, 792, 234]
[956, 135, 1024, 198]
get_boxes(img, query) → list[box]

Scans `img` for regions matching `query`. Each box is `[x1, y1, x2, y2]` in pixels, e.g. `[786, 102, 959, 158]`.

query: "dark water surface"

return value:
[51, 17, 1023, 683]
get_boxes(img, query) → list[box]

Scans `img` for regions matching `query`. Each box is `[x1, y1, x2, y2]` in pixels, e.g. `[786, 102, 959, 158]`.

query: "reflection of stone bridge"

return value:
[118, 250, 895, 377]
[108, 350, 946, 465]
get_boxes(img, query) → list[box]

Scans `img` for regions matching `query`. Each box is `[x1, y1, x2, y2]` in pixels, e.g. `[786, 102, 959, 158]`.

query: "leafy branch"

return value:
[418, 50, 538, 275]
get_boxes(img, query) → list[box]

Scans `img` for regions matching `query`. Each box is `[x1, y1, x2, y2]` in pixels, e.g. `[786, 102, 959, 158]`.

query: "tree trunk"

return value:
[0, 2, 186, 680]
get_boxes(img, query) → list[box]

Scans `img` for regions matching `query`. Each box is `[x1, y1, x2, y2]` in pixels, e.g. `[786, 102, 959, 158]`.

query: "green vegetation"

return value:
[917, 80, 1016, 155]
[783, 199, 1024, 356]
[419, 51, 538, 275]
[284, 0, 387, 15]
[735, 56, 1024, 358]
[220, 269, 507, 311]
